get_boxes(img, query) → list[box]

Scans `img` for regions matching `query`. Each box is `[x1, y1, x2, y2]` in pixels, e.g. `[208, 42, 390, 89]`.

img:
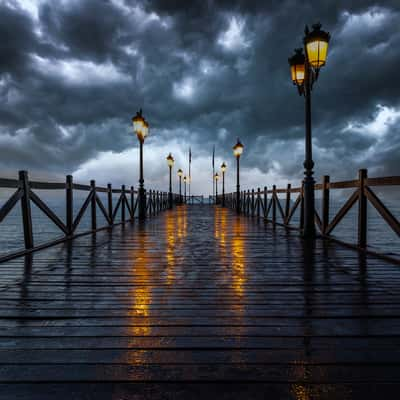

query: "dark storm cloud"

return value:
[0, 0, 399, 187]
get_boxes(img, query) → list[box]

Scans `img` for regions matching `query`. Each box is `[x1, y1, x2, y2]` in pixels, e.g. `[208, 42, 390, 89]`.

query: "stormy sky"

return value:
[1, 0, 399, 195]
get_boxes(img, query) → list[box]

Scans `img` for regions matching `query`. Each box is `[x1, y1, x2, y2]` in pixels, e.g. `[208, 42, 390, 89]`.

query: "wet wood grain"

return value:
[0, 205, 400, 399]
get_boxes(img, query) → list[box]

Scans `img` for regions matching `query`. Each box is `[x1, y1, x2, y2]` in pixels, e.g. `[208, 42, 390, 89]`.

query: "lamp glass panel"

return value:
[295, 64, 305, 85]
[233, 145, 243, 157]
[306, 40, 328, 68]
[141, 123, 149, 138]
[133, 120, 144, 135]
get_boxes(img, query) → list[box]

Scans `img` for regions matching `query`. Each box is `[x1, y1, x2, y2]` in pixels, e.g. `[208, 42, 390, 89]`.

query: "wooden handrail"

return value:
[0, 170, 178, 263]
[226, 169, 400, 263]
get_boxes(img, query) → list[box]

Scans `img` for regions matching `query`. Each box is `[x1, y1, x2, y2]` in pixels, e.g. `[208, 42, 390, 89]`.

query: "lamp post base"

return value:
[302, 176, 316, 238]
[138, 187, 146, 221]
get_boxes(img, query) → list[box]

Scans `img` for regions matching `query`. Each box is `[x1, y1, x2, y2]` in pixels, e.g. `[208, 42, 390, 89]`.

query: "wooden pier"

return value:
[1, 205, 400, 399]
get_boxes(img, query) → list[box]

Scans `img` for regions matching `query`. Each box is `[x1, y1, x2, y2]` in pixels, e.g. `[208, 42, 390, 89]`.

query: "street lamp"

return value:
[221, 162, 227, 207]
[288, 23, 330, 238]
[177, 168, 183, 204]
[214, 173, 219, 204]
[166, 153, 174, 209]
[183, 175, 187, 204]
[132, 109, 149, 220]
[233, 139, 244, 214]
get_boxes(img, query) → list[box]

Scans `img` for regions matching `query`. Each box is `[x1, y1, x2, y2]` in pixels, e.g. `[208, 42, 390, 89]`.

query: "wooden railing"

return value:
[224, 169, 400, 262]
[0, 170, 178, 262]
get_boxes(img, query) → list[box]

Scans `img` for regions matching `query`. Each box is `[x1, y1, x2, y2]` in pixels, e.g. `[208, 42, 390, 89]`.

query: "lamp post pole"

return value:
[138, 139, 146, 220]
[236, 157, 240, 214]
[215, 174, 219, 204]
[288, 23, 330, 239]
[166, 153, 174, 209]
[222, 170, 225, 207]
[233, 140, 243, 214]
[168, 165, 173, 209]
[184, 178, 187, 204]
[221, 162, 227, 208]
[302, 57, 315, 238]
[132, 110, 148, 221]
[179, 175, 182, 204]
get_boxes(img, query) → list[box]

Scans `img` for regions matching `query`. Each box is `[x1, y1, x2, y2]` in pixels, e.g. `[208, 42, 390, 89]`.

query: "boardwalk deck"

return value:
[0, 205, 400, 399]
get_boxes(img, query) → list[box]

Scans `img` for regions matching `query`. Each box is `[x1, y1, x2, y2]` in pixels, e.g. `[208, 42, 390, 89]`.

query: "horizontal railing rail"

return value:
[0, 171, 179, 263]
[224, 169, 400, 263]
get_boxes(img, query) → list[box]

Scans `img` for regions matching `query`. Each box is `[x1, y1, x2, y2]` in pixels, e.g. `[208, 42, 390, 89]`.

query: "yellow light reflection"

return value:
[231, 216, 246, 298]
[291, 383, 311, 400]
[165, 205, 187, 285]
[214, 207, 227, 259]
[129, 232, 152, 337]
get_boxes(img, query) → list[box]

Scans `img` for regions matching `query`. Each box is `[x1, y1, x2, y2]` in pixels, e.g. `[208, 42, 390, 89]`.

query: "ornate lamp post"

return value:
[132, 109, 149, 220]
[214, 173, 219, 204]
[166, 153, 174, 209]
[177, 168, 183, 204]
[288, 23, 330, 238]
[183, 175, 187, 204]
[221, 162, 227, 207]
[233, 139, 244, 214]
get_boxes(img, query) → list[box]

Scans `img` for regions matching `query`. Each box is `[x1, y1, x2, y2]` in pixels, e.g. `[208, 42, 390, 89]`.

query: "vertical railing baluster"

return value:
[285, 184, 291, 225]
[263, 186, 267, 220]
[90, 180, 96, 231]
[130, 186, 134, 221]
[251, 189, 255, 217]
[66, 175, 73, 235]
[358, 169, 367, 249]
[19, 170, 34, 249]
[300, 183, 304, 230]
[322, 175, 330, 235]
[121, 185, 126, 223]
[257, 188, 261, 218]
[272, 185, 277, 225]
[107, 184, 113, 225]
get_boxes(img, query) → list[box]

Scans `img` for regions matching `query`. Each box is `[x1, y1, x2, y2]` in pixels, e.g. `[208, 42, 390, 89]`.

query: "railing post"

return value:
[66, 175, 73, 235]
[130, 186, 135, 221]
[285, 184, 291, 224]
[121, 185, 126, 222]
[19, 170, 34, 250]
[358, 169, 368, 249]
[90, 180, 96, 231]
[272, 185, 277, 225]
[251, 189, 255, 217]
[322, 175, 330, 235]
[107, 184, 113, 225]
[257, 188, 261, 218]
[148, 190, 152, 217]
[263, 186, 267, 220]
[300, 183, 304, 230]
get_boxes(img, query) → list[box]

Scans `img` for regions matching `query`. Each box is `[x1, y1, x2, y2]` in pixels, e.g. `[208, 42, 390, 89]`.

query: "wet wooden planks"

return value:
[0, 205, 400, 399]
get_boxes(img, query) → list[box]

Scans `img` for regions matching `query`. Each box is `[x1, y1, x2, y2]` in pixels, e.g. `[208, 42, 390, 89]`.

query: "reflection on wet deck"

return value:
[0, 205, 400, 399]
